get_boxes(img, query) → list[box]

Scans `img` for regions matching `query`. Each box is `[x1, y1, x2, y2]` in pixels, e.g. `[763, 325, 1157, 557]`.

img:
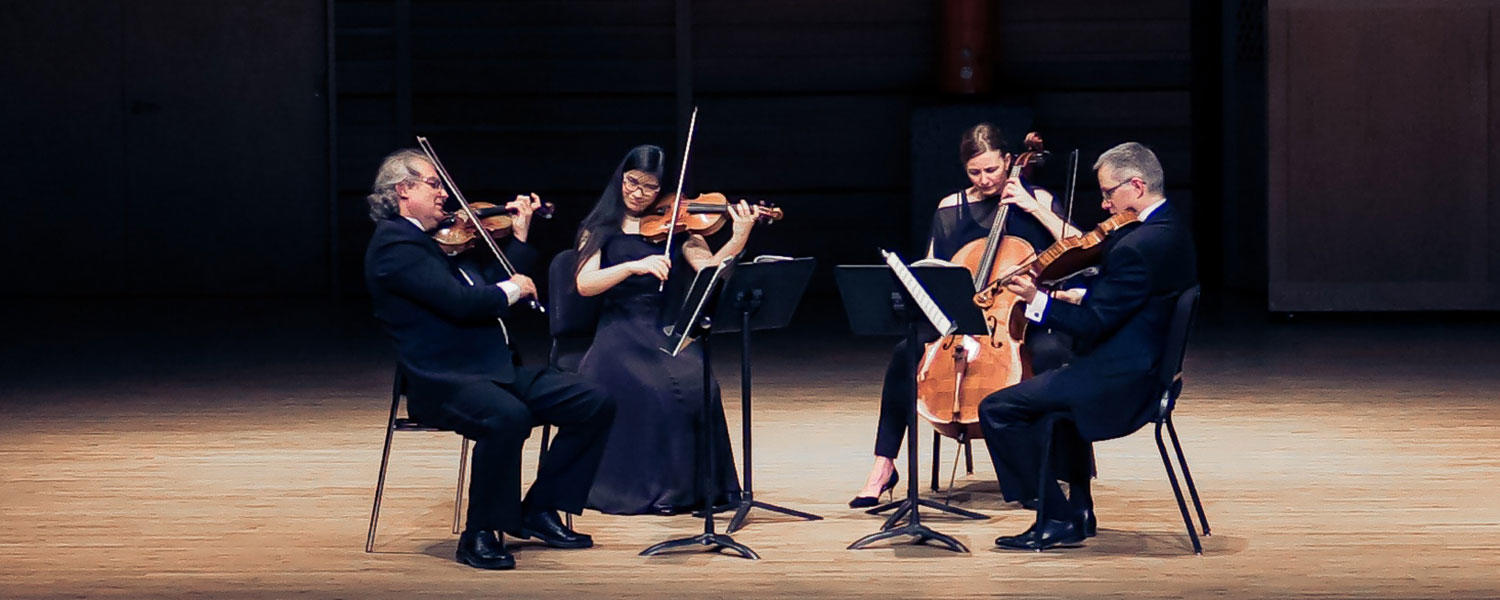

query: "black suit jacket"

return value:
[364, 218, 540, 395]
[1038, 201, 1197, 440]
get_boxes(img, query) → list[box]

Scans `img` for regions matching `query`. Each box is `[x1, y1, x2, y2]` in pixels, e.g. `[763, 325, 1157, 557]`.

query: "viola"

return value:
[973, 208, 1140, 315]
[429, 197, 555, 254]
[637, 192, 783, 242]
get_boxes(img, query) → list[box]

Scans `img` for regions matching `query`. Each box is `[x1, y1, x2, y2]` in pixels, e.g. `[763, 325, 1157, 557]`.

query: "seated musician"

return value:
[850, 123, 1081, 507]
[981, 142, 1197, 550]
[573, 145, 766, 515]
[363, 149, 616, 570]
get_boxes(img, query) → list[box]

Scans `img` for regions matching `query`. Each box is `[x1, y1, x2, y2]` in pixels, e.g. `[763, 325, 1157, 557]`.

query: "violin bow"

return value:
[1062, 148, 1079, 240]
[416, 136, 545, 313]
[659, 106, 699, 292]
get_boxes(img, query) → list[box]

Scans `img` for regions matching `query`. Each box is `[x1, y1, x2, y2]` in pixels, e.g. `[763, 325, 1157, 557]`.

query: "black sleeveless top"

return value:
[928, 184, 1062, 262]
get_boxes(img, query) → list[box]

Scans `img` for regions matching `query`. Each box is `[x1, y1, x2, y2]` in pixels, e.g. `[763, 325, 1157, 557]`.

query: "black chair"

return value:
[1030, 285, 1211, 554]
[546, 248, 598, 373]
[545, 248, 598, 528]
[365, 367, 467, 552]
[366, 367, 561, 552]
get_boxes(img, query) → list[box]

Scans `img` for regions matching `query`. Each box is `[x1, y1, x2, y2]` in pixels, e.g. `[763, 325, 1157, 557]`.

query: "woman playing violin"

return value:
[574, 144, 767, 515]
[850, 123, 1084, 507]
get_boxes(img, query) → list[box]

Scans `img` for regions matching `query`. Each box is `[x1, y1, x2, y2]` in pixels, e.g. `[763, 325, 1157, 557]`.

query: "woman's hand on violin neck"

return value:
[505, 193, 540, 242]
[628, 255, 672, 281]
[728, 200, 761, 239]
[1000, 177, 1042, 214]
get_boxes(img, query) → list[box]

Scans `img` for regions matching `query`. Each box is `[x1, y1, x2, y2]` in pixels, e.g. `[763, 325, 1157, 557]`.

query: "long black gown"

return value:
[581, 232, 742, 515]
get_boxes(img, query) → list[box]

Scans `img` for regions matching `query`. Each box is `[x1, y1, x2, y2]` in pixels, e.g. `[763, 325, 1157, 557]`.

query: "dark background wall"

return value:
[1, 1, 330, 297]
[4, 1, 1274, 308]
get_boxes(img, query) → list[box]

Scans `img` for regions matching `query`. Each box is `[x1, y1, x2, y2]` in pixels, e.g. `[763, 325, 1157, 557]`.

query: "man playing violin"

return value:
[979, 142, 1197, 550]
[363, 149, 616, 570]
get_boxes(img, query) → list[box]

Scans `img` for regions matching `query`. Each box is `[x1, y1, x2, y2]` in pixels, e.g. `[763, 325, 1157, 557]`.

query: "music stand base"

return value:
[725, 493, 823, 533]
[868, 498, 988, 529]
[846, 522, 969, 553]
[640, 532, 760, 560]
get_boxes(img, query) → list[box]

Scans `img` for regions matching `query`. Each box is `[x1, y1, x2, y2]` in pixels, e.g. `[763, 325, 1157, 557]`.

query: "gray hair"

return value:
[366, 149, 431, 221]
[1093, 142, 1165, 195]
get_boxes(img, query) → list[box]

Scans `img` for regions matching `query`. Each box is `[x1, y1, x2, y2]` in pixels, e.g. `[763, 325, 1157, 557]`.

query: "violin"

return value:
[915, 131, 1047, 441]
[973, 208, 1140, 314]
[637, 192, 784, 242]
[416, 136, 544, 312]
[429, 197, 555, 254]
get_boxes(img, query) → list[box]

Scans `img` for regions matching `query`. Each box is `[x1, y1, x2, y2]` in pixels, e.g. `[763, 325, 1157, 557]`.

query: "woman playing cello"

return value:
[849, 123, 1084, 507]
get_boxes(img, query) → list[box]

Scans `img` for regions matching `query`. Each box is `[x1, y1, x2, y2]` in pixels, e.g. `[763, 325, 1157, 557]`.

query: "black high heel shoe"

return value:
[847, 470, 899, 508]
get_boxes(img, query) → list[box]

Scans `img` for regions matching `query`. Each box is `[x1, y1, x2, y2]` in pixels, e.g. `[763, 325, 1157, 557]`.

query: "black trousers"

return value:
[872, 329, 1074, 459]
[409, 366, 615, 533]
[976, 366, 1108, 520]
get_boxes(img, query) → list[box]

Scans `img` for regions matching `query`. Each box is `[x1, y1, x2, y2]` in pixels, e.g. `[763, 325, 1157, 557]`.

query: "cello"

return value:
[914, 132, 1048, 444]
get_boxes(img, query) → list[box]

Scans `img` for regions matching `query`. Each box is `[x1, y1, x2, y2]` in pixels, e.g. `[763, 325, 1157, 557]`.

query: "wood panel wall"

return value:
[1269, 0, 1500, 311]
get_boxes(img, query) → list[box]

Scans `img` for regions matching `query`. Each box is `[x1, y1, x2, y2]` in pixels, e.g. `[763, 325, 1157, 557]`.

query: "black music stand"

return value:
[706, 257, 823, 533]
[641, 258, 759, 560]
[835, 261, 990, 553]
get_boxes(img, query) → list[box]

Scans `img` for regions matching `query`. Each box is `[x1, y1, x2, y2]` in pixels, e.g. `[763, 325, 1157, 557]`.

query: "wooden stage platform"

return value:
[2, 301, 1498, 598]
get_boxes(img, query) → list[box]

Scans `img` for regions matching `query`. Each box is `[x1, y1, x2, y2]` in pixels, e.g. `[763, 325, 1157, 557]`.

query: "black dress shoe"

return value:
[995, 518, 1086, 550]
[509, 510, 593, 549]
[456, 530, 515, 570]
[1080, 508, 1097, 538]
[848, 470, 899, 509]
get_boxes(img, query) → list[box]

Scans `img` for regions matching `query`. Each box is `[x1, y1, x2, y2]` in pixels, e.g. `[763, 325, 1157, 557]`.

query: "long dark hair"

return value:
[574, 144, 667, 269]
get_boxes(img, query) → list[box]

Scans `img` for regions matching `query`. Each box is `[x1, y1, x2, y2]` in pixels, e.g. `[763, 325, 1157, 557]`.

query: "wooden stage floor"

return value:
[2, 301, 1499, 598]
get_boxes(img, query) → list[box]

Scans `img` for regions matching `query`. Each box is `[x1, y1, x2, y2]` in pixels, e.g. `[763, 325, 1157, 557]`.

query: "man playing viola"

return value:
[979, 142, 1197, 550]
[363, 149, 615, 570]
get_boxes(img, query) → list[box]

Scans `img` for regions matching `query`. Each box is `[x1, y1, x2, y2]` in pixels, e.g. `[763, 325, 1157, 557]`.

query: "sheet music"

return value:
[880, 249, 956, 336]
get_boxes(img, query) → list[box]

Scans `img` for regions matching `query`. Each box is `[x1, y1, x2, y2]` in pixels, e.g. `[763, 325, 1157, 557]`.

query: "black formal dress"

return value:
[581, 233, 742, 515]
[364, 217, 616, 533]
[978, 200, 1197, 521]
[871, 188, 1074, 466]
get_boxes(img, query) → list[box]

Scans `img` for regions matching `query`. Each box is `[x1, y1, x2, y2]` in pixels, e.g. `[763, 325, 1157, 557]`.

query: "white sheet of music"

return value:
[881, 249, 956, 337]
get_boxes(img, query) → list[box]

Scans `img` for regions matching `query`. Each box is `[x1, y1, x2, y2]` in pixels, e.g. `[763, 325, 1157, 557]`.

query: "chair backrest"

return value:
[547, 249, 598, 372]
[1155, 285, 1201, 419]
[389, 365, 445, 431]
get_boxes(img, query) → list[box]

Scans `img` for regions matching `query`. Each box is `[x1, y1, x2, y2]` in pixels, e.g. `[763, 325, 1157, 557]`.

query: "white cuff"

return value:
[1024, 293, 1049, 323]
[497, 281, 521, 306]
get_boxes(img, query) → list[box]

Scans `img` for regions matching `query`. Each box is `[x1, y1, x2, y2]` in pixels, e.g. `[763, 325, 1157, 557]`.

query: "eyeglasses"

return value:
[1100, 178, 1137, 199]
[623, 174, 661, 194]
[412, 177, 443, 191]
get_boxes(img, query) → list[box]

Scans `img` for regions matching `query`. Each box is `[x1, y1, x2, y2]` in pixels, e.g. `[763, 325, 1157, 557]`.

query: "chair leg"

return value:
[931, 430, 941, 492]
[366, 423, 398, 553]
[963, 438, 974, 474]
[1166, 415, 1211, 536]
[453, 437, 470, 535]
[1155, 421, 1203, 554]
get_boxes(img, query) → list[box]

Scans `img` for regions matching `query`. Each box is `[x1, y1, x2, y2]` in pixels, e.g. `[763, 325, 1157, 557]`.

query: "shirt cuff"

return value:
[497, 281, 521, 306]
[1024, 293, 1049, 323]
